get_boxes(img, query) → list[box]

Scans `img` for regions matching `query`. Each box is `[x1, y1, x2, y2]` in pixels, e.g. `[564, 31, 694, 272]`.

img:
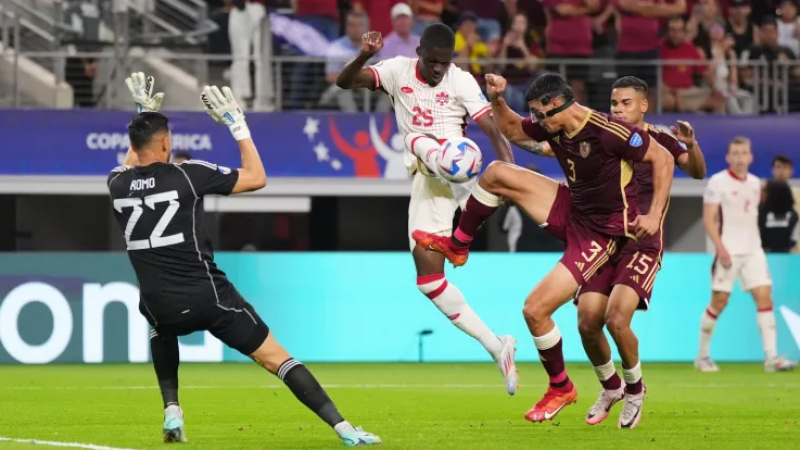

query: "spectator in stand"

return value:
[709, 21, 755, 113]
[455, 11, 491, 76]
[499, 13, 544, 112]
[771, 155, 800, 253]
[741, 17, 798, 112]
[322, 11, 391, 112]
[753, 0, 781, 25]
[660, 16, 724, 112]
[410, 0, 445, 35]
[352, 0, 402, 36]
[294, 0, 340, 39]
[456, 0, 504, 54]
[379, 3, 421, 59]
[543, 0, 600, 104]
[726, 0, 759, 58]
[227, 0, 267, 106]
[777, 0, 800, 57]
[759, 180, 799, 253]
[687, 0, 725, 58]
[614, 0, 688, 103]
[502, 0, 547, 31]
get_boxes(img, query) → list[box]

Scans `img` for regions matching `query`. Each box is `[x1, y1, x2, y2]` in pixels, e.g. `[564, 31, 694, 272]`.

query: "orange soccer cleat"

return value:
[411, 230, 470, 267]
[524, 385, 578, 423]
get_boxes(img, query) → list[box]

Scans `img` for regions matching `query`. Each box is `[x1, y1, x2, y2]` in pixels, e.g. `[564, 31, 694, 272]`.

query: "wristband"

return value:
[229, 122, 252, 141]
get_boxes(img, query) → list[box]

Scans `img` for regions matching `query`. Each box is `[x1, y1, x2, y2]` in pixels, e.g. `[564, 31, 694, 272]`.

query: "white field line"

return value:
[3, 383, 800, 390]
[0, 436, 142, 450]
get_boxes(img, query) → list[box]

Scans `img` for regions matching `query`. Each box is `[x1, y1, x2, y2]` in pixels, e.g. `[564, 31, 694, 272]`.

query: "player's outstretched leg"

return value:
[577, 294, 625, 425]
[751, 286, 798, 372]
[250, 333, 381, 446]
[405, 132, 442, 176]
[522, 264, 580, 423]
[604, 286, 646, 429]
[414, 251, 518, 395]
[413, 161, 559, 267]
[149, 330, 186, 443]
[696, 292, 728, 372]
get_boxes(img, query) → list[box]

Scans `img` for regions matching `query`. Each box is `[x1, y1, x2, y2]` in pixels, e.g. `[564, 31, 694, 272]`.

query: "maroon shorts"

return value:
[543, 184, 624, 287]
[576, 230, 663, 311]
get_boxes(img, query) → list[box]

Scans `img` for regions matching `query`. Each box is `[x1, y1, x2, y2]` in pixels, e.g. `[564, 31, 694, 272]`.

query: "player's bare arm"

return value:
[201, 85, 267, 193]
[474, 114, 515, 163]
[335, 32, 383, 89]
[703, 202, 731, 267]
[632, 142, 674, 238]
[485, 74, 551, 158]
[670, 120, 707, 179]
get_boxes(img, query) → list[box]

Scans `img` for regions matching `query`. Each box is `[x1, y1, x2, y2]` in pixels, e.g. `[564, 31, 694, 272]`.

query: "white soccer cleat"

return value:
[163, 404, 186, 443]
[694, 357, 720, 372]
[765, 356, 799, 372]
[585, 387, 625, 425]
[618, 386, 646, 429]
[495, 335, 519, 396]
[335, 422, 381, 447]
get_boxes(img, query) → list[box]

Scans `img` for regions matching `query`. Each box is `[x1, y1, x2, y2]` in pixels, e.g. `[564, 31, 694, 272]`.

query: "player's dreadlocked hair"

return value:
[612, 76, 649, 96]
[420, 23, 455, 50]
[128, 112, 170, 151]
[525, 73, 573, 105]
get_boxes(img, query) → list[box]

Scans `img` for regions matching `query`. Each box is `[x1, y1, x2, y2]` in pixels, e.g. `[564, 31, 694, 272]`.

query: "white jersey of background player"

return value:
[697, 137, 798, 373]
[335, 23, 519, 395]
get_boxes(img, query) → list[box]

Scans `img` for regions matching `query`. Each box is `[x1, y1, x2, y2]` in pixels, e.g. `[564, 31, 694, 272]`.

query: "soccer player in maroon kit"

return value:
[413, 72, 675, 424]
[577, 76, 707, 429]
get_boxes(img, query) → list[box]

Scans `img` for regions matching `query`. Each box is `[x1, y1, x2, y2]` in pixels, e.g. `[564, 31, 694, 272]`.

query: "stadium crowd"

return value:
[229, 0, 796, 114]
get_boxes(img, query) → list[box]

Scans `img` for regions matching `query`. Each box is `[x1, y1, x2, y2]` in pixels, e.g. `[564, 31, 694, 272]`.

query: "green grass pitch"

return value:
[0, 363, 798, 450]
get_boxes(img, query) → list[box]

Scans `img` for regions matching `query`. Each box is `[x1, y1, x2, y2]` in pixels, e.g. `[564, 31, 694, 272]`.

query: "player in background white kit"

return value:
[697, 137, 798, 372]
[335, 24, 520, 395]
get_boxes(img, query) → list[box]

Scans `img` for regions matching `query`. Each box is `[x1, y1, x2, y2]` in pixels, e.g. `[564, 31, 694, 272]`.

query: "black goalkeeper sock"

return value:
[277, 358, 345, 427]
[150, 330, 180, 408]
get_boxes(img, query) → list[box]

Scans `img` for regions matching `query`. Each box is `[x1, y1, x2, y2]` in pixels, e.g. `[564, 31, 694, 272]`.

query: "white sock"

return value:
[698, 307, 719, 359]
[417, 274, 502, 358]
[594, 360, 618, 383]
[757, 307, 778, 361]
[405, 133, 440, 175]
[532, 324, 562, 350]
[622, 361, 642, 385]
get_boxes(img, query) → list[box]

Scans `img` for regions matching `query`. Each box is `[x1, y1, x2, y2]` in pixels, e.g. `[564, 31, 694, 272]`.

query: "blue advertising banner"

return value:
[0, 253, 798, 364]
[1, 110, 797, 178]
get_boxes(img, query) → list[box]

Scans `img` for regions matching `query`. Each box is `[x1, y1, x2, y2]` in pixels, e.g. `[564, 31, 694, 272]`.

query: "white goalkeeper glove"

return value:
[125, 72, 165, 113]
[200, 85, 251, 141]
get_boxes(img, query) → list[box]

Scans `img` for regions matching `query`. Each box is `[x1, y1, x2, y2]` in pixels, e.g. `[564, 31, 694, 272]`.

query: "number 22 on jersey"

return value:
[114, 190, 184, 250]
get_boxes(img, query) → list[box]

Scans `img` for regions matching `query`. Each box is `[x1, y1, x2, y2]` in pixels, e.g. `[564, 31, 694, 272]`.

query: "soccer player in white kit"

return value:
[697, 137, 798, 372]
[336, 24, 520, 395]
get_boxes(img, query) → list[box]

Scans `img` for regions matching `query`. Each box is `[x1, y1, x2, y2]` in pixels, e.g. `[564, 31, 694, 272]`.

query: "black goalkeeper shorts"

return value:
[140, 287, 270, 356]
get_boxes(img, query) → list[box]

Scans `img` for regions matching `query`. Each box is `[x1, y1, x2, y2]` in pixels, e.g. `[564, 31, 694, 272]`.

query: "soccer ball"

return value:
[435, 137, 483, 184]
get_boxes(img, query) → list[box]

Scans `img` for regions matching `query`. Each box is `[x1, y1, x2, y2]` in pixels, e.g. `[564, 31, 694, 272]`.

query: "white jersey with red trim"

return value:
[369, 56, 492, 170]
[703, 169, 763, 255]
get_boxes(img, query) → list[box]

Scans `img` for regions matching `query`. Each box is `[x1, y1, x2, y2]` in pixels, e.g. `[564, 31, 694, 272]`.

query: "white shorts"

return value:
[407, 172, 475, 251]
[711, 250, 772, 293]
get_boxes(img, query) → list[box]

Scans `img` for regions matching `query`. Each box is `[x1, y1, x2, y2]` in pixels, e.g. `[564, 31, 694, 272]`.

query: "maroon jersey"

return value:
[635, 124, 687, 214]
[522, 110, 650, 238]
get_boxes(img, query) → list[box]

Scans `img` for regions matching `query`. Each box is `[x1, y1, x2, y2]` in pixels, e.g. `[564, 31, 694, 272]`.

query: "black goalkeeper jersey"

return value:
[107, 160, 240, 324]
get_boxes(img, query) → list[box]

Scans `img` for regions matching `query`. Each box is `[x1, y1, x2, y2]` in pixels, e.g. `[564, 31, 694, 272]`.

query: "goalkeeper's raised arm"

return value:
[200, 85, 267, 194]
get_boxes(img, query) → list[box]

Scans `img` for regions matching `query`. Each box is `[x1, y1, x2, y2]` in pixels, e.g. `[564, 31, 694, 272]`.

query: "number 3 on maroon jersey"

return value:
[412, 107, 434, 127]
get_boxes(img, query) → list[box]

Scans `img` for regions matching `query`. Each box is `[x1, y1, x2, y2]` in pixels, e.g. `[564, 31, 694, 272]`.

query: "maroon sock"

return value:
[601, 373, 623, 391]
[625, 378, 643, 395]
[453, 195, 498, 246]
[537, 339, 573, 390]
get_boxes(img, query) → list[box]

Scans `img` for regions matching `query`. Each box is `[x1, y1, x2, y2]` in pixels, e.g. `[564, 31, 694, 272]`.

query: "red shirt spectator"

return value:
[614, 0, 688, 53]
[415, 0, 446, 17]
[660, 37, 707, 88]
[295, 0, 339, 20]
[458, 0, 503, 20]
[355, 0, 402, 35]
[688, 0, 730, 17]
[543, 0, 593, 56]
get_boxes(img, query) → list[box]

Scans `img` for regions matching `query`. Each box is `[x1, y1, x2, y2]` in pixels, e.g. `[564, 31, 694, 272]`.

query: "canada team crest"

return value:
[579, 141, 591, 159]
[435, 91, 450, 106]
